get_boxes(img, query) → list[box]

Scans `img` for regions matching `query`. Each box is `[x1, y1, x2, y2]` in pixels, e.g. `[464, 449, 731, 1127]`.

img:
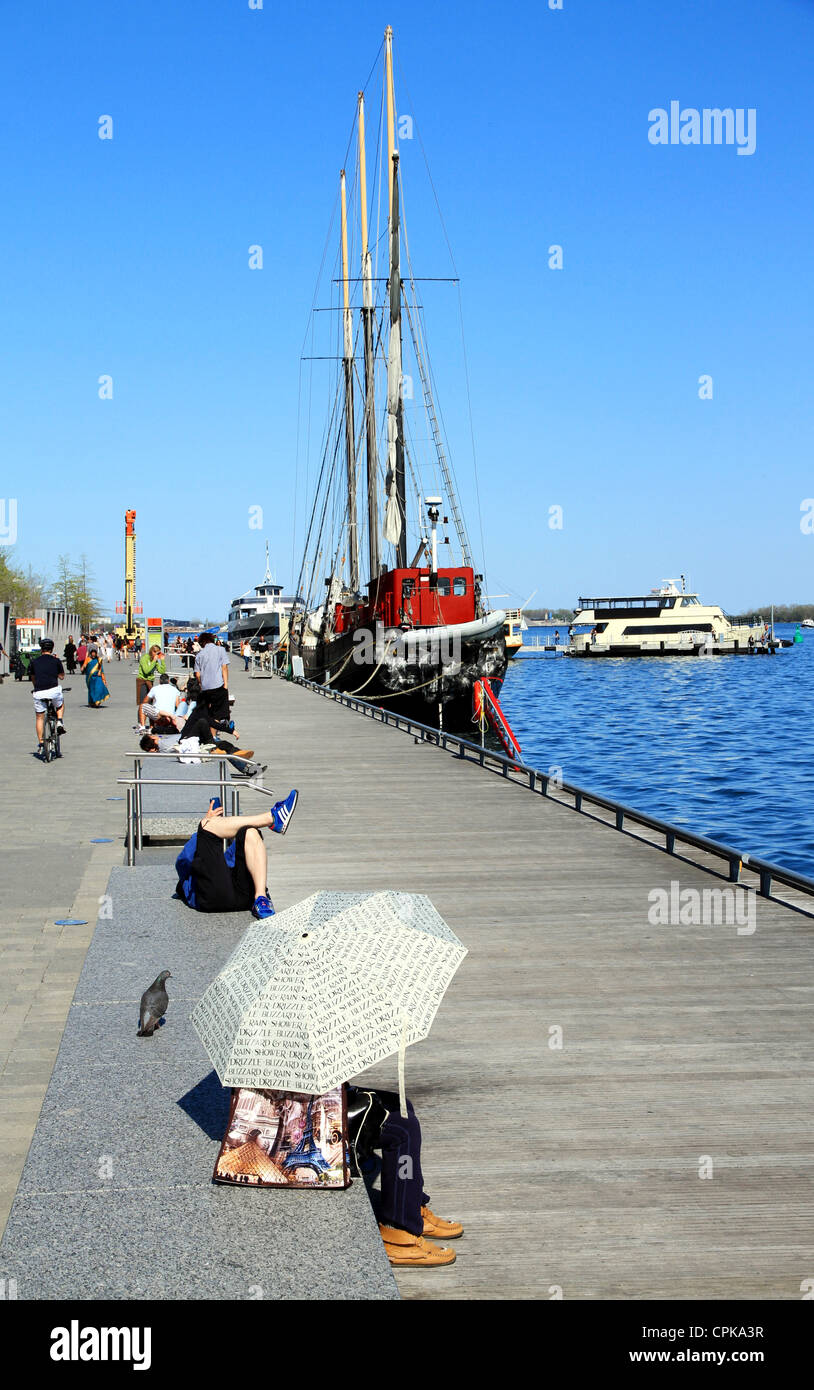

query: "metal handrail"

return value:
[279, 670, 814, 905]
[121, 754, 273, 865]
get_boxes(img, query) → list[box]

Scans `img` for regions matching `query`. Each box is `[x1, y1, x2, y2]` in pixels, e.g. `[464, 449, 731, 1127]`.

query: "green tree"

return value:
[52, 553, 73, 610]
[46, 553, 100, 628]
[73, 553, 100, 629]
[0, 549, 47, 613]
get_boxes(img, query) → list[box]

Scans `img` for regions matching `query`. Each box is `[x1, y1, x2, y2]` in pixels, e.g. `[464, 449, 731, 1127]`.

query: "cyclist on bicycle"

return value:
[29, 638, 66, 751]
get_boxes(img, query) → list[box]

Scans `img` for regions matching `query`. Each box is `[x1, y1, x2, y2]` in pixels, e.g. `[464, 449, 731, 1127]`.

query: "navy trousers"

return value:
[375, 1100, 431, 1238]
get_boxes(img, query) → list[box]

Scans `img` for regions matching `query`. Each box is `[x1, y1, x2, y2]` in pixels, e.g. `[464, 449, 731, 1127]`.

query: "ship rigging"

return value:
[288, 26, 507, 727]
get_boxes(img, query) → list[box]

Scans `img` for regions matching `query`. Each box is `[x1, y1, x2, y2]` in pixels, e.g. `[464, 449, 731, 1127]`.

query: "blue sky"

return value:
[1, 0, 813, 618]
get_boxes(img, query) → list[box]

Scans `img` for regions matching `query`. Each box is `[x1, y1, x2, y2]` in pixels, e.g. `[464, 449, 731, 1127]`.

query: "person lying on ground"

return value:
[138, 719, 267, 778]
[347, 1084, 463, 1268]
[175, 794, 299, 919]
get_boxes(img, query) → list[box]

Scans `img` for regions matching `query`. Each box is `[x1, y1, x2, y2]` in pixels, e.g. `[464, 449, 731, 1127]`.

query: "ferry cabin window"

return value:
[622, 623, 714, 635]
[453, 577, 467, 596]
[436, 577, 451, 596]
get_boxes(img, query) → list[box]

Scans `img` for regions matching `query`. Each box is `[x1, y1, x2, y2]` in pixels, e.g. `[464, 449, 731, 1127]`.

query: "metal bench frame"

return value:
[119, 752, 274, 865]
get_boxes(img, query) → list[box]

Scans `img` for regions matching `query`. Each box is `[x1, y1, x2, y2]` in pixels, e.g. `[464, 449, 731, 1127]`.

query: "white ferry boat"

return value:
[567, 581, 789, 657]
[226, 547, 299, 654]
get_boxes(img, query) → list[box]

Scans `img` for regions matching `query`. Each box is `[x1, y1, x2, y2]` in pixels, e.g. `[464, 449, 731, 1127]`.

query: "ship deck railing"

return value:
[278, 670, 814, 911]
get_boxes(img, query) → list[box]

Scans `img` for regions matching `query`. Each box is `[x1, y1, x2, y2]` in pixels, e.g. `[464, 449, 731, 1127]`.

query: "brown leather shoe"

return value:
[421, 1205, 464, 1239]
[378, 1223, 456, 1267]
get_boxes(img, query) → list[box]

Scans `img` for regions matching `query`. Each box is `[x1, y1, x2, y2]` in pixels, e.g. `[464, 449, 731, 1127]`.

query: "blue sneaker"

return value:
[252, 895, 275, 919]
[270, 789, 299, 835]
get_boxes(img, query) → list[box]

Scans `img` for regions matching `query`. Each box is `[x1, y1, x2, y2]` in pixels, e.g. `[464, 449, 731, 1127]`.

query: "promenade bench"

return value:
[0, 865, 398, 1300]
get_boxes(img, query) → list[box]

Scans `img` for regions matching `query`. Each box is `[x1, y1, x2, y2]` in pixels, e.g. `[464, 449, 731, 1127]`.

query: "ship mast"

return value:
[340, 169, 359, 593]
[383, 26, 407, 567]
[358, 91, 380, 581]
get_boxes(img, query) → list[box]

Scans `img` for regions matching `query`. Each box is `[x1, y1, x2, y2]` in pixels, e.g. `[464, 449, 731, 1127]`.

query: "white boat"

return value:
[226, 546, 299, 653]
[566, 581, 788, 656]
[801, 618, 814, 628]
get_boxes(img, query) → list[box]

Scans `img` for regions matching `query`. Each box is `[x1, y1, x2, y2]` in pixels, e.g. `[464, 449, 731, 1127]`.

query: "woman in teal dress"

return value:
[83, 646, 110, 707]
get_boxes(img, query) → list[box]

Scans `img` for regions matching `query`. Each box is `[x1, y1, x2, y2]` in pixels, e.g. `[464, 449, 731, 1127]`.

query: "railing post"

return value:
[759, 869, 772, 897]
[135, 757, 143, 851]
[575, 792, 582, 812]
[615, 808, 624, 831]
[666, 831, 675, 855]
[126, 786, 134, 866]
[729, 857, 742, 883]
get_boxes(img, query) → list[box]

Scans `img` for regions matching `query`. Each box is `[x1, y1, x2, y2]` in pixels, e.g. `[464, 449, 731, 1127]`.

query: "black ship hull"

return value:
[292, 623, 508, 731]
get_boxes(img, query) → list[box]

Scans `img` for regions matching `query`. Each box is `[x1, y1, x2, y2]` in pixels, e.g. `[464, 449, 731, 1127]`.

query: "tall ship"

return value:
[227, 545, 299, 653]
[288, 27, 507, 728]
[567, 581, 790, 656]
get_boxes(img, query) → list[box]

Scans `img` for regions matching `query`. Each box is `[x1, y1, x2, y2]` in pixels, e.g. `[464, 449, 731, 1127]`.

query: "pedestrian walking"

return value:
[194, 631, 231, 726]
[63, 635, 77, 675]
[83, 646, 110, 707]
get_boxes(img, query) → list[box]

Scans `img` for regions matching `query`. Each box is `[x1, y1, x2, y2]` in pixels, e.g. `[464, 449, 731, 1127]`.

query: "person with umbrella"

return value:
[193, 889, 468, 1267]
[347, 1084, 463, 1266]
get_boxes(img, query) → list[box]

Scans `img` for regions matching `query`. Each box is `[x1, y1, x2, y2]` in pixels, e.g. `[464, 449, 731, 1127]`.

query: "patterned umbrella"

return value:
[191, 890, 466, 1098]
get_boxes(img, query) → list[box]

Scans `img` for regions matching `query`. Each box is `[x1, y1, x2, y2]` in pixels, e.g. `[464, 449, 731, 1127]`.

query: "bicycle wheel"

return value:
[43, 708, 57, 762]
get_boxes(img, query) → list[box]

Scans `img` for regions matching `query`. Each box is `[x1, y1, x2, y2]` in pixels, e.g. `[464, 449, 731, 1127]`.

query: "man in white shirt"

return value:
[138, 673, 182, 730]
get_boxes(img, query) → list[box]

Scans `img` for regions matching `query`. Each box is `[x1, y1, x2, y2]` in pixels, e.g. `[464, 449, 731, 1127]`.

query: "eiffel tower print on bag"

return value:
[213, 1086, 350, 1189]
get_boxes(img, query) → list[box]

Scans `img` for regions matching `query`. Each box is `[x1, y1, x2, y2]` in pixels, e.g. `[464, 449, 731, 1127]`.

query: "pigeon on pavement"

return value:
[137, 970, 172, 1037]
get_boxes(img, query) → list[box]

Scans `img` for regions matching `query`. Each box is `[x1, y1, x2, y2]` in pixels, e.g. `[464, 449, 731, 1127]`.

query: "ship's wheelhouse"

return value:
[332, 566, 477, 634]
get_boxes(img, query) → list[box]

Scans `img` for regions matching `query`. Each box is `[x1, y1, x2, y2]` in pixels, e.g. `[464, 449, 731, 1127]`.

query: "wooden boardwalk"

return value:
[262, 676, 814, 1300]
[2, 660, 813, 1299]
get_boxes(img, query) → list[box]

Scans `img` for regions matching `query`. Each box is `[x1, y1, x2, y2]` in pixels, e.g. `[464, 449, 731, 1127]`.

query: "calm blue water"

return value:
[499, 623, 813, 877]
